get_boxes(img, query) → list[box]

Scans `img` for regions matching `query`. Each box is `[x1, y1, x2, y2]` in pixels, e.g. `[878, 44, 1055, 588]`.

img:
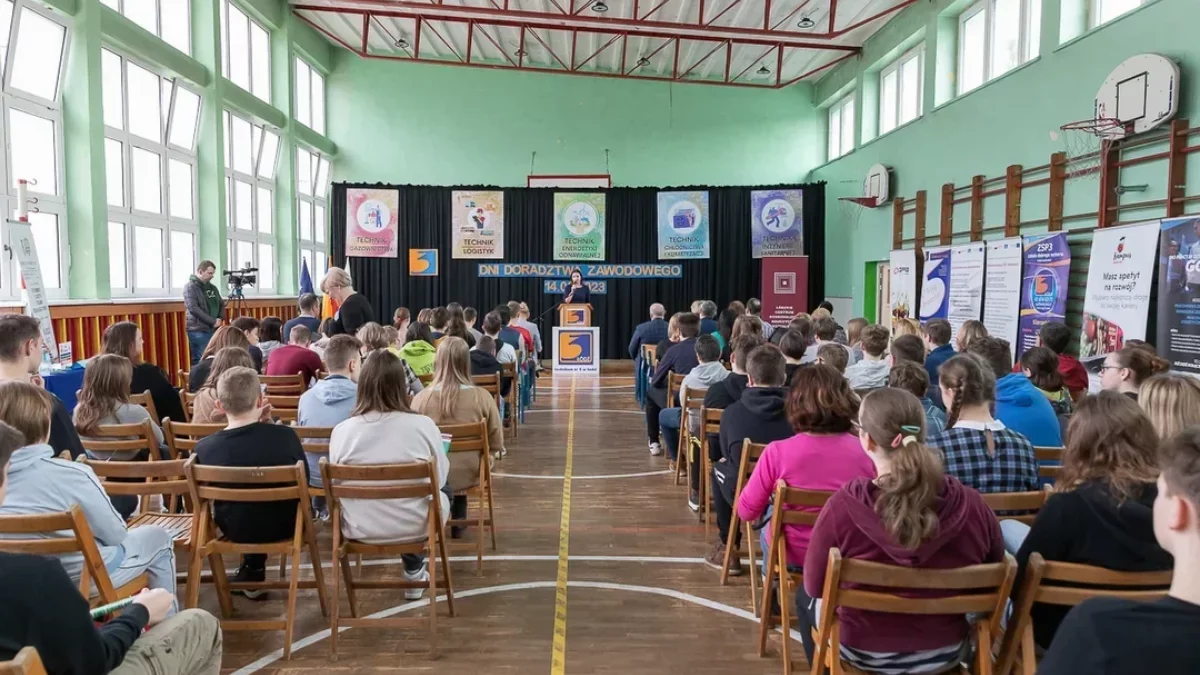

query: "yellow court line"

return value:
[550, 375, 576, 675]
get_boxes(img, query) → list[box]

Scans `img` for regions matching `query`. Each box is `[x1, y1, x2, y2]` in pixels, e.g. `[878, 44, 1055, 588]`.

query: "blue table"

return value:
[42, 366, 86, 413]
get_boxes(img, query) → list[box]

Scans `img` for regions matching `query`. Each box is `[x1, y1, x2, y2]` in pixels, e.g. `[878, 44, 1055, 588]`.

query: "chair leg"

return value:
[278, 554, 287, 580]
[780, 574, 793, 675]
[330, 551, 342, 660]
[486, 478, 498, 552]
[427, 542, 439, 659]
[208, 553, 234, 620]
[283, 543, 303, 660]
[758, 538, 778, 658]
[339, 555, 359, 619]
[475, 494, 485, 576]
[305, 533, 329, 619]
[720, 513, 741, 586]
[748, 521, 760, 615]
[185, 545, 203, 610]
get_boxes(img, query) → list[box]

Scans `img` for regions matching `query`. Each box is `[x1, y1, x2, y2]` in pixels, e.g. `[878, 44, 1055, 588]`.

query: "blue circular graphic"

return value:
[1030, 267, 1059, 313]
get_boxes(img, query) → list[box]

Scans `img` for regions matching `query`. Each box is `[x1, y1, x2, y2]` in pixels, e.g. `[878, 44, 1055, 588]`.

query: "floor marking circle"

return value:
[494, 470, 670, 480]
[524, 408, 643, 415]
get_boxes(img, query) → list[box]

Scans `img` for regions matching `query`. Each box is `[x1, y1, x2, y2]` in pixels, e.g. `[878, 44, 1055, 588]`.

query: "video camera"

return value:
[223, 266, 258, 290]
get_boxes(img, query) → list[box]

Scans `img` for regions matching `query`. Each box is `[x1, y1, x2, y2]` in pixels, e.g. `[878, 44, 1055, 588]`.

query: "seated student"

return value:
[102, 321, 187, 423]
[428, 307, 448, 341]
[256, 317, 284, 368]
[471, 336, 513, 399]
[298, 335, 361, 520]
[955, 319, 988, 353]
[737, 364, 876, 572]
[1005, 391, 1171, 648]
[74, 355, 168, 461]
[1032, 321, 1089, 401]
[494, 305, 524, 356]
[889, 361, 947, 435]
[893, 317, 922, 339]
[230, 317, 264, 373]
[629, 303, 669, 369]
[392, 307, 412, 343]
[799, 388, 1004, 671]
[845, 317, 868, 362]
[192, 348, 273, 425]
[928, 354, 1039, 494]
[660, 335, 728, 508]
[645, 313, 702, 457]
[463, 307, 483, 343]
[802, 317, 856, 366]
[193, 367, 307, 597]
[266, 325, 325, 384]
[506, 301, 534, 356]
[358, 322, 423, 397]
[1140, 373, 1200, 441]
[397, 321, 438, 378]
[655, 312, 683, 362]
[412, 338, 504, 532]
[778, 329, 807, 383]
[746, 298, 774, 339]
[698, 300, 719, 335]
[481, 312, 518, 366]
[188, 326, 251, 392]
[770, 314, 811, 349]
[0, 315, 85, 459]
[0, 381, 178, 600]
[712, 308, 737, 354]
[704, 334, 764, 413]
[922, 318, 954, 387]
[843, 324, 891, 390]
[815, 342, 849, 375]
[514, 303, 543, 363]
[283, 292, 323, 339]
[812, 305, 848, 344]
[889, 333, 927, 366]
[1100, 344, 1170, 401]
[1040, 426, 1200, 675]
[0, 422, 222, 675]
[1021, 346, 1074, 416]
[969, 337, 1062, 447]
[706, 345, 796, 575]
[329, 349, 449, 598]
[441, 315, 477, 349]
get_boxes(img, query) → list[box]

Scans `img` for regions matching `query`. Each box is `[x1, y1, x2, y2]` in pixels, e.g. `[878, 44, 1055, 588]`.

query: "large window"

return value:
[879, 46, 923, 135]
[224, 110, 280, 293]
[220, 0, 269, 102]
[958, 0, 1041, 95]
[296, 146, 331, 287]
[827, 94, 855, 161]
[99, 0, 190, 54]
[294, 57, 325, 136]
[1091, 0, 1141, 28]
[0, 1, 71, 302]
[103, 48, 202, 296]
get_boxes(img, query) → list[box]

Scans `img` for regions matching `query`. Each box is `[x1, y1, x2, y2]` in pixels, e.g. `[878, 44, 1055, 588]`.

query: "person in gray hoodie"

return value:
[0, 380, 178, 612]
[183, 260, 225, 366]
[297, 335, 361, 519]
[843, 324, 892, 391]
[659, 335, 730, 509]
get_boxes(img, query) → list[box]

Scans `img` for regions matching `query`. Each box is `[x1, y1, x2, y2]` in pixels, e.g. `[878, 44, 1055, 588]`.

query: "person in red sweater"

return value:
[800, 388, 1004, 672]
[265, 324, 324, 383]
[1011, 322, 1088, 401]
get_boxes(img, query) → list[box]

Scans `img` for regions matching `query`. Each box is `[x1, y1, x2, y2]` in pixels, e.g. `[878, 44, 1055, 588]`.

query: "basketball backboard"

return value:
[864, 164, 891, 206]
[1095, 54, 1180, 136]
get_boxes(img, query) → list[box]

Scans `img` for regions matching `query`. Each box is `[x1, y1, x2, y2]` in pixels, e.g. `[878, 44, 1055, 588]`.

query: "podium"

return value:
[553, 303, 599, 374]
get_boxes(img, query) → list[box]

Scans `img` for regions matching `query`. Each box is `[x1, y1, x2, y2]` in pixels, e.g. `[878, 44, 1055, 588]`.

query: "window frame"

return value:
[878, 44, 924, 136]
[223, 109, 280, 294]
[98, 0, 191, 55]
[826, 93, 855, 161]
[220, 0, 270, 103]
[295, 144, 331, 288]
[1089, 0, 1143, 28]
[293, 56, 326, 136]
[956, 0, 1041, 96]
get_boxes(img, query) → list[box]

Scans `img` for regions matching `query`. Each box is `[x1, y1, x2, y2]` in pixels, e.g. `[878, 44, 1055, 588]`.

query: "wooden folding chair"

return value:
[321, 458, 456, 659]
[674, 384, 707, 487]
[0, 647, 47, 675]
[440, 420, 496, 575]
[177, 370, 189, 390]
[758, 484, 835, 667]
[721, 440, 769, 608]
[267, 395, 301, 423]
[184, 459, 329, 659]
[995, 553, 1171, 675]
[501, 361, 519, 438]
[666, 371, 685, 409]
[80, 458, 194, 553]
[809, 549, 1016, 675]
[162, 420, 224, 460]
[472, 373, 503, 412]
[981, 491, 1047, 525]
[0, 505, 149, 607]
[79, 420, 159, 461]
[129, 390, 159, 426]
[698, 407, 722, 537]
[261, 374, 306, 395]
[1034, 446, 1064, 481]
[179, 390, 196, 422]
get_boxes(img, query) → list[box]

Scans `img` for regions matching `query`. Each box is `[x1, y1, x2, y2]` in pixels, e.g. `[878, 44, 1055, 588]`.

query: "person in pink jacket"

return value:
[736, 364, 876, 569]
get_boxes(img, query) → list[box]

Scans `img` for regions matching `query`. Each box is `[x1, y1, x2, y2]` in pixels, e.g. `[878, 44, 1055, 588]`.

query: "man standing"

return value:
[184, 260, 225, 366]
[628, 303, 669, 362]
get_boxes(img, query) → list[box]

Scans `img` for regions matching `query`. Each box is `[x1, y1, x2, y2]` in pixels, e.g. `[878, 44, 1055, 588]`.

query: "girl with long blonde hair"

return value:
[74, 354, 166, 460]
[1139, 373, 1200, 440]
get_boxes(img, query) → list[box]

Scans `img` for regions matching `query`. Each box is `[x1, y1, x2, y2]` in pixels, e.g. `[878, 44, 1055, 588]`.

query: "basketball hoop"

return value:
[1059, 117, 1129, 181]
[838, 195, 879, 230]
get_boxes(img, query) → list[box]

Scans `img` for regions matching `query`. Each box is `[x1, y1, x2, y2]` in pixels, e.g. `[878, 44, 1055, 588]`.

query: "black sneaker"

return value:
[688, 490, 700, 512]
[231, 564, 268, 601]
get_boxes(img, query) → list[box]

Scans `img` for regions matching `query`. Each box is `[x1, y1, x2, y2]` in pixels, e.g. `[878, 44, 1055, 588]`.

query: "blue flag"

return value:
[299, 257, 313, 297]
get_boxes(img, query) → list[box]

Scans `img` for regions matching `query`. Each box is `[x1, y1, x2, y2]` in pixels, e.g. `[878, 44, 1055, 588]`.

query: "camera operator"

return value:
[184, 260, 225, 366]
[322, 267, 374, 336]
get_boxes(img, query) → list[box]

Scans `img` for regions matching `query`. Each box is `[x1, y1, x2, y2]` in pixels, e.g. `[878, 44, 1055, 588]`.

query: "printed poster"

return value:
[919, 247, 952, 322]
[1157, 217, 1200, 374]
[452, 190, 504, 259]
[750, 189, 804, 258]
[7, 220, 56, 356]
[1080, 221, 1159, 362]
[1017, 233, 1070, 359]
[947, 243, 986, 339]
[657, 191, 710, 259]
[761, 256, 809, 327]
[553, 193, 605, 261]
[408, 249, 438, 276]
[344, 188, 399, 258]
[983, 238, 1022, 360]
[888, 249, 917, 333]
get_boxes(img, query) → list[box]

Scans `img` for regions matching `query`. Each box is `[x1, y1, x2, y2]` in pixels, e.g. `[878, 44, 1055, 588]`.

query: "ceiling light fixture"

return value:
[797, 16, 816, 28]
[636, 56, 650, 67]
[395, 37, 410, 49]
[591, 0, 609, 12]
[757, 64, 771, 75]
[515, 48, 527, 57]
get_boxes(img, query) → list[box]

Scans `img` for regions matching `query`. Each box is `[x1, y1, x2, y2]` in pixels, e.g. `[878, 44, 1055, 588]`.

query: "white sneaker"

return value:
[649, 442, 662, 456]
[403, 563, 429, 601]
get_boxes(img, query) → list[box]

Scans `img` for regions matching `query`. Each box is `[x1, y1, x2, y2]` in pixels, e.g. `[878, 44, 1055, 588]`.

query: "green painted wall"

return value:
[327, 54, 823, 187]
[810, 0, 1200, 310]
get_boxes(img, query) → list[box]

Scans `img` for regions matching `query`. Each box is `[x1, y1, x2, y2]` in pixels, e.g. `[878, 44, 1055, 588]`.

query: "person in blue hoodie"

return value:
[922, 318, 955, 387]
[968, 336, 1063, 447]
[297, 334, 362, 520]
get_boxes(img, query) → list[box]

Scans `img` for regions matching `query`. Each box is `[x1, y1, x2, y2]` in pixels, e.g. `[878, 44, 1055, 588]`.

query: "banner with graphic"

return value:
[8, 220, 56, 356]
[451, 190, 504, 259]
[761, 256, 809, 326]
[888, 249, 918, 332]
[344, 188, 399, 258]
[657, 191, 710, 259]
[477, 263, 682, 279]
[919, 247, 951, 322]
[1080, 221, 1160, 362]
[947, 243, 986, 338]
[1157, 217, 1200, 374]
[1017, 233, 1070, 359]
[408, 249, 438, 276]
[750, 189, 804, 258]
[553, 326, 600, 374]
[553, 193, 605, 261]
[983, 238, 1023, 359]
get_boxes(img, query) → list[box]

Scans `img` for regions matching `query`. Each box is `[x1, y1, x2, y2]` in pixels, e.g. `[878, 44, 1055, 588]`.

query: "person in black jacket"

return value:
[0, 315, 85, 459]
[187, 326, 253, 393]
[101, 321, 187, 422]
[0, 420, 223, 675]
[322, 267, 374, 336]
[706, 344, 795, 575]
[230, 317, 264, 373]
[470, 336, 512, 398]
[704, 334, 763, 412]
[645, 313, 701, 456]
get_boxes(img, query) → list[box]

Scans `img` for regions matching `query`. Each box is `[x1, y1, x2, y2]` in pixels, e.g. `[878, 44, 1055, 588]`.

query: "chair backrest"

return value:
[1034, 446, 1065, 480]
[701, 407, 722, 436]
[0, 505, 123, 602]
[0, 647, 47, 675]
[321, 459, 440, 503]
[473, 373, 502, 409]
[79, 457, 191, 514]
[185, 458, 308, 504]
[267, 394, 301, 409]
[162, 419, 225, 459]
[772, 485, 835, 528]
[641, 343, 657, 368]
[981, 491, 1047, 525]
[681, 385, 708, 411]
[179, 390, 195, 422]
[667, 372, 686, 406]
[291, 425, 334, 454]
[78, 420, 157, 460]
[260, 374, 306, 395]
[735, 440, 769, 496]
[499, 362, 518, 401]
[129, 391, 159, 424]
[440, 420, 491, 467]
[176, 370, 189, 389]
[417, 372, 434, 386]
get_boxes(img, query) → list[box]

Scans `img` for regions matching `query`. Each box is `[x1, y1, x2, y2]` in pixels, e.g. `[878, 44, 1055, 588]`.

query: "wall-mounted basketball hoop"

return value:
[837, 163, 890, 229]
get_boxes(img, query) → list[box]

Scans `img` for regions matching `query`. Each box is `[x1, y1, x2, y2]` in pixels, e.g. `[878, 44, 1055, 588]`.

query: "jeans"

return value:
[644, 386, 667, 444]
[659, 408, 682, 459]
[109, 609, 222, 675]
[713, 467, 739, 547]
[61, 525, 179, 616]
[1001, 520, 1031, 555]
[187, 330, 213, 366]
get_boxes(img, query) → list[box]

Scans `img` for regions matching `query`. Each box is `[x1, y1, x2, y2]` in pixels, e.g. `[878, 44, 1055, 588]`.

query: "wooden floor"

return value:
[206, 370, 804, 674]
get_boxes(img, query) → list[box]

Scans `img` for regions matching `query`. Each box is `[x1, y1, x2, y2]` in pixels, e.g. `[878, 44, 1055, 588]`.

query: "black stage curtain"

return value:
[330, 182, 826, 359]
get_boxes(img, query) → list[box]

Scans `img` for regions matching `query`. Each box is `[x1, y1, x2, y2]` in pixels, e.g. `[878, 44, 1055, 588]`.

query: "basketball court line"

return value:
[550, 376, 576, 675]
[525, 408, 643, 415]
[494, 470, 670, 480]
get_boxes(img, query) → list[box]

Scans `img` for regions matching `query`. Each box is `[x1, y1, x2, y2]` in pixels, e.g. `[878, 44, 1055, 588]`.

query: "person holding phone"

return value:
[562, 269, 590, 305]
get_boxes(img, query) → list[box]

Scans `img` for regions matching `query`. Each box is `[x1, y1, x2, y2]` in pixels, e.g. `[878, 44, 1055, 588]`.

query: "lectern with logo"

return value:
[553, 303, 599, 374]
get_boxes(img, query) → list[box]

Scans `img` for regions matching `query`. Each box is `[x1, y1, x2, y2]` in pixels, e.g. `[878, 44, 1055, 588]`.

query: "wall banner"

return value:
[919, 247, 951, 322]
[344, 188, 399, 258]
[1080, 220, 1160, 362]
[452, 190, 504, 259]
[657, 191, 710, 259]
[1157, 217, 1200, 374]
[553, 193, 605, 261]
[477, 263, 682, 279]
[1016, 233, 1070, 359]
[543, 280, 608, 295]
[983, 238, 1023, 360]
[947, 243, 986, 338]
[761, 256, 810, 326]
[8, 220, 56, 356]
[888, 249, 918, 332]
[408, 249, 438, 276]
[750, 189, 804, 258]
